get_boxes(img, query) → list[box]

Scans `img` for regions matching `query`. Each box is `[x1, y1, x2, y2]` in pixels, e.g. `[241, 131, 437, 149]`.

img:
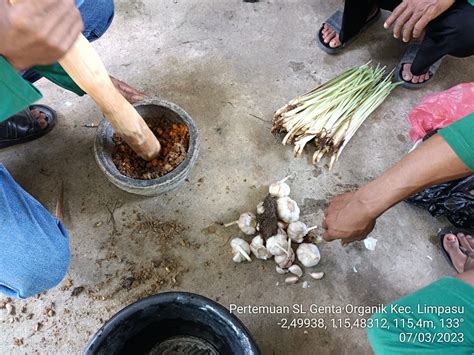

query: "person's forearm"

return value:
[356, 134, 472, 218]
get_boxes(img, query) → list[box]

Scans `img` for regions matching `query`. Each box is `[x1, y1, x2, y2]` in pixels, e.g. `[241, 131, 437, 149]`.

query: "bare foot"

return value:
[321, 7, 378, 49]
[443, 233, 474, 273]
[322, 23, 341, 48]
[30, 109, 48, 130]
[401, 63, 432, 84]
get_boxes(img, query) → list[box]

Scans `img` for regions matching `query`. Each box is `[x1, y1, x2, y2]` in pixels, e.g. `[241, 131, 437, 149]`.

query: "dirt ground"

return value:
[0, 0, 473, 354]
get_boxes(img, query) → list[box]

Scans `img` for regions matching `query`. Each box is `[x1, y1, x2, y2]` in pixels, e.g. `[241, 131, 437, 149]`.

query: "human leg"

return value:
[0, 164, 70, 299]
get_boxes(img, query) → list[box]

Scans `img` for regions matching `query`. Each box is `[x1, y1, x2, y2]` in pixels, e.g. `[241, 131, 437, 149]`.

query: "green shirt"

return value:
[368, 277, 474, 354]
[0, 56, 85, 120]
[440, 113, 474, 171]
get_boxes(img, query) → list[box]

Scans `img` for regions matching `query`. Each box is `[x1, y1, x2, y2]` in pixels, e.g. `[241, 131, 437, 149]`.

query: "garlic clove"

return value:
[230, 238, 252, 263]
[288, 264, 303, 277]
[285, 276, 299, 285]
[250, 235, 270, 260]
[256, 202, 265, 215]
[266, 233, 288, 256]
[276, 265, 288, 274]
[277, 197, 300, 224]
[296, 243, 321, 267]
[309, 272, 325, 280]
[274, 245, 295, 268]
[277, 221, 288, 231]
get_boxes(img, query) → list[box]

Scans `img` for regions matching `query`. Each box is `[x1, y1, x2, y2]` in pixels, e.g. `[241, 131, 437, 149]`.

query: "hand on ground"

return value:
[110, 76, 146, 104]
[384, 0, 455, 42]
[0, 0, 83, 70]
[322, 192, 376, 246]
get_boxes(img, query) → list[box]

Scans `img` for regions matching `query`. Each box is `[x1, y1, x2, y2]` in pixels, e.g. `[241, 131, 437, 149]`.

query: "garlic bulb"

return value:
[256, 202, 265, 215]
[266, 233, 288, 256]
[230, 238, 252, 263]
[225, 212, 256, 235]
[269, 176, 292, 198]
[296, 243, 321, 267]
[269, 178, 291, 198]
[287, 222, 317, 243]
[250, 235, 270, 260]
[287, 221, 307, 243]
[277, 197, 300, 224]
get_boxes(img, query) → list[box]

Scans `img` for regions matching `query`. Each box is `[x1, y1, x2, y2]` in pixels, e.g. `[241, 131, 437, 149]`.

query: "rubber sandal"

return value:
[438, 226, 474, 273]
[0, 104, 57, 149]
[316, 8, 381, 54]
[395, 44, 444, 90]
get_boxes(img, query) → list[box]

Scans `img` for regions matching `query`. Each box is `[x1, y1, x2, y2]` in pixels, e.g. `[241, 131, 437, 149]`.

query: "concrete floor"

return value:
[1, 0, 473, 354]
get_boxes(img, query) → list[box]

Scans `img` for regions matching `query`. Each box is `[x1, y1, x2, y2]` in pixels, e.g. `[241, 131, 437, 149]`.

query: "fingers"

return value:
[412, 12, 432, 38]
[384, 1, 408, 29]
[392, 7, 413, 39]
[45, 5, 83, 62]
[401, 11, 422, 42]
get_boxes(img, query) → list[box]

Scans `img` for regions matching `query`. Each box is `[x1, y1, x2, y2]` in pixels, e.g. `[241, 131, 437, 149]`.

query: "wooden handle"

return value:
[59, 34, 160, 160]
[8, 0, 160, 160]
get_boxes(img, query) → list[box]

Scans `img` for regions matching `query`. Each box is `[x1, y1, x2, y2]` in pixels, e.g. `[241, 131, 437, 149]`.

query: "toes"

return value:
[324, 31, 336, 44]
[411, 75, 420, 84]
[458, 233, 473, 252]
[443, 234, 468, 273]
[466, 235, 474, 249]
[329, 36, 341, 48]
[30, 109, 48, 130]
[402, 64, 413, 81]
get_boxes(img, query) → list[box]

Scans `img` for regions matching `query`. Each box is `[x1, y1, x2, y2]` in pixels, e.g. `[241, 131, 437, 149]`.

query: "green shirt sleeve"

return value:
[32, 63, 85, 97]
[0, 56, 85, 122]
[0, 56, 42, 122]
[439, 113, 474, 171]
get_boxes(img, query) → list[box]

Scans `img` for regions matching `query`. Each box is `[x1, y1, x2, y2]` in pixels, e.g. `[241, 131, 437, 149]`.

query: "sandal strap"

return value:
[401, 44, 444, 75]
[326, 10, 343, 33]
[0, 107, 42, 140]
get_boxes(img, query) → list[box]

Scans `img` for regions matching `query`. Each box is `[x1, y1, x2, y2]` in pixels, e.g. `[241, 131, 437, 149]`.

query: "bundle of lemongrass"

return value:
[272, 63, 399, 169]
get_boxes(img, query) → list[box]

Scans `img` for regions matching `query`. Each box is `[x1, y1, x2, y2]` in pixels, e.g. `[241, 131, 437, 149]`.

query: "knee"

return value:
[0, 230, 70, 299]
[79, 0, 115, 42]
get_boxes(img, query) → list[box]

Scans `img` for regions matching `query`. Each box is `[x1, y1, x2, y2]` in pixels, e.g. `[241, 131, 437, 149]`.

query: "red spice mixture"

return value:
[112, 118, 189, 180]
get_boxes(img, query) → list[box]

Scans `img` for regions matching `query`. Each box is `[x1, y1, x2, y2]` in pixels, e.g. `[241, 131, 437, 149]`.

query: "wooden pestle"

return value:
[9, 0, 160, 160]
[58, 34, 161, 160]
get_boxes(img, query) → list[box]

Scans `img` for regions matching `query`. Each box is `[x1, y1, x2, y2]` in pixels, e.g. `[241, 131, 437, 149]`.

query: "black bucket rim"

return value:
[83, 291, 261, 355]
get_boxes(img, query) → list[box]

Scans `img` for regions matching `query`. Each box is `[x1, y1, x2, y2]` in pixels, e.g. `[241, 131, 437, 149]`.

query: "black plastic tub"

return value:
[83, 292, 260, 355]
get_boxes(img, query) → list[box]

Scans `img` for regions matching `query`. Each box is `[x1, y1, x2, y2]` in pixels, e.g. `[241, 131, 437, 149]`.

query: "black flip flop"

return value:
[395, 44, 444, 90]
[438, 226, 474, 272]
[316, 9, 381, 54]
[0, 104, 57, 149]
